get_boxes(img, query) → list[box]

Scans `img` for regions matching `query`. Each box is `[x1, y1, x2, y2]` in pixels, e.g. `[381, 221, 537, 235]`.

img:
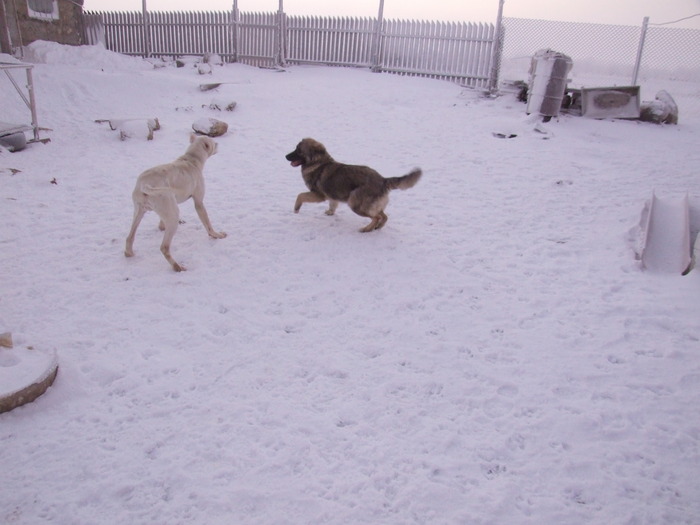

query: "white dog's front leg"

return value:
[194, 199, 227, 239]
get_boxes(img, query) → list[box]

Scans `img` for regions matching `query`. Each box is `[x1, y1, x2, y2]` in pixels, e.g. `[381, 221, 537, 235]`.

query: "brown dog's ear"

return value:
[307, 139, 326, 159]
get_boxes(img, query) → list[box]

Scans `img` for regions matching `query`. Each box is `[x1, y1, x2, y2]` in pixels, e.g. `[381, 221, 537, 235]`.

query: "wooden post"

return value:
[142, 0, 151, 58]
[488, 0, 505, 95]
[231, 0, 239, 62]
[371, 0, 385, 72]
[0, 0, 13, 54]
[277, 0, 287, 67]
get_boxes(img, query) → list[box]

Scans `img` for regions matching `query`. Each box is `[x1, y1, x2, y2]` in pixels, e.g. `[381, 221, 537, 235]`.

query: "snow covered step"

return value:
[640, 192, 691, 274]
[0, 340, 58, 414]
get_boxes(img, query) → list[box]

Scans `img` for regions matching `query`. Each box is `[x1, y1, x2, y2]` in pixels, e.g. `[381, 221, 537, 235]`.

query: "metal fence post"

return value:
[488, 0, 505, 95]
[632, 16, 649, 85]
[371, 0, 385, 72]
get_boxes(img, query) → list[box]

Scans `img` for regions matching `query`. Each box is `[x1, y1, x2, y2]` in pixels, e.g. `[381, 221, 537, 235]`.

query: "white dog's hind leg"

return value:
[156, 194, 186, 272]
[125, 204, 147, 257]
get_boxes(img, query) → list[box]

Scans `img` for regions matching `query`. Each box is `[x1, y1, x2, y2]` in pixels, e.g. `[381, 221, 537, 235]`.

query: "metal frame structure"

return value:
[1, 61, 42, 143]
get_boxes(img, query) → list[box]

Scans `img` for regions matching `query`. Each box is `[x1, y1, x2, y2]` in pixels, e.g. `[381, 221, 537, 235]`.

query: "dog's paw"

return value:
[172, 262, 187, 272]
[324, 209, 335, 216]
[210, 231, 227, 239]
[124, 250, 134, 258]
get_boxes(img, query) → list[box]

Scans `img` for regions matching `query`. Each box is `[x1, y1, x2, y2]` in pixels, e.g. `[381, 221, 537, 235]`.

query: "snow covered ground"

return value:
[1, 41, 699, 524]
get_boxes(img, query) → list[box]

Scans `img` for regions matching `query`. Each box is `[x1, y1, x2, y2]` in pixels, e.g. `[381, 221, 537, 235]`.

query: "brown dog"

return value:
[125, 134, 226, 271]
[286, 138, 422, 232]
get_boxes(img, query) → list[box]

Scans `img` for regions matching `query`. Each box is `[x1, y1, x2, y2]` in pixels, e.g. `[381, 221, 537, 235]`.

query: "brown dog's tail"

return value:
[385, 168, 422, 191]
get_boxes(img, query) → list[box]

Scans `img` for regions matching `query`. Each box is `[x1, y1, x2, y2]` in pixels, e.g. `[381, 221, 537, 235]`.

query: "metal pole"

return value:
[142, 0, 151, 58]
[26, 67, 40, 142]
[632, 16, 649, 85]
[488, 0, 505, 95]
[371, 0, 385, 72]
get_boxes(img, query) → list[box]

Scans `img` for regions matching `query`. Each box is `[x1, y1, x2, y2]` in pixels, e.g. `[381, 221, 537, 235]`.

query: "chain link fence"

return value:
[500, 16, 700, 117]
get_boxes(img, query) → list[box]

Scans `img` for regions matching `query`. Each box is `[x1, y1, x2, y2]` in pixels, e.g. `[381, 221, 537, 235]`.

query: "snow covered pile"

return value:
[23, 40, 154, 70]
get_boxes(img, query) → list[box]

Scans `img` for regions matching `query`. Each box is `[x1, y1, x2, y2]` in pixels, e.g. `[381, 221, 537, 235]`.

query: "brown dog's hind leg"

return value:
[358, 212, 388, 232]
[359, 216, 381, 232]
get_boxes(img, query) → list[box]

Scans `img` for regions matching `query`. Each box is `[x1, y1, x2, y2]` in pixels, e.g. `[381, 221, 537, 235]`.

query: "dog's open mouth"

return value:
[285, 150, 303, 167]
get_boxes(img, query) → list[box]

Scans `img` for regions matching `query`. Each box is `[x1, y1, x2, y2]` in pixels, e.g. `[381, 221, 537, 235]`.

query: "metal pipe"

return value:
[26, 67, 40, 141]
[632, 16, 649, 85]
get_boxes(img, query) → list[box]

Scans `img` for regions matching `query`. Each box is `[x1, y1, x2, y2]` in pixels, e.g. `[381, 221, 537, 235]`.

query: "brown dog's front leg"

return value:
[325, 200, 339, 216]
[294, 191, 326, 213]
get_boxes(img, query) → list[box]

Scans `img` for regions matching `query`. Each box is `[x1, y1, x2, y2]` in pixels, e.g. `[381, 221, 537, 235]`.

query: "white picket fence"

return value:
[285, 16, 376, 68]
[83, 11, 500, 90]
[381, 19, 496, 83]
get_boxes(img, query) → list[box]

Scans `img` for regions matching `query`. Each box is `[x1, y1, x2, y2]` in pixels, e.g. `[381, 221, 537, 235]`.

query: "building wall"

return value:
[1, 0, 85, 53]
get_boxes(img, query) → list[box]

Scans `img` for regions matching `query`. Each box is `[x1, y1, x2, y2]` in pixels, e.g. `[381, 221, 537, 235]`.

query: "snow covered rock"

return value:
[0, 332, 12, 348]
[639, 90, 679, 124]
[203, 52, 224, 66]
[175, 56, 200, 68]
[207, 98, 237, 112]
[192, 117, 228, 137]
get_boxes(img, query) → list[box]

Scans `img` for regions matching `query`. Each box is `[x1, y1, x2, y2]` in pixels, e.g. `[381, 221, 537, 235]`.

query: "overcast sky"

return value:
[82, 0, 700, 28]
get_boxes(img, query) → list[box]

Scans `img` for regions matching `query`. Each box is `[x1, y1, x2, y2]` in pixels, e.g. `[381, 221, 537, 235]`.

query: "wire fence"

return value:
[500, 16, 700, 115]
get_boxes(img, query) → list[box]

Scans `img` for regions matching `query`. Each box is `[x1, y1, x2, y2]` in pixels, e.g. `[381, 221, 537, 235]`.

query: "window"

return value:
[27, 0, 59, 21]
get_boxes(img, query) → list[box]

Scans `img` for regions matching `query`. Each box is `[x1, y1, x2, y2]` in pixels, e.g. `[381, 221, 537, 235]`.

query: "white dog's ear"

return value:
[189, 133, 197, 144]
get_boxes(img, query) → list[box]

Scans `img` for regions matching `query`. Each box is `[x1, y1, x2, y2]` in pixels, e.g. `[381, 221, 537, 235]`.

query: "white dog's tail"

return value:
[141, 183, 174, 195]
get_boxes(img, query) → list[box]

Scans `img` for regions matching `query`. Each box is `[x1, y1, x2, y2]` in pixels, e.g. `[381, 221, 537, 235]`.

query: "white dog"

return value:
[125, 134, 227, 271]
